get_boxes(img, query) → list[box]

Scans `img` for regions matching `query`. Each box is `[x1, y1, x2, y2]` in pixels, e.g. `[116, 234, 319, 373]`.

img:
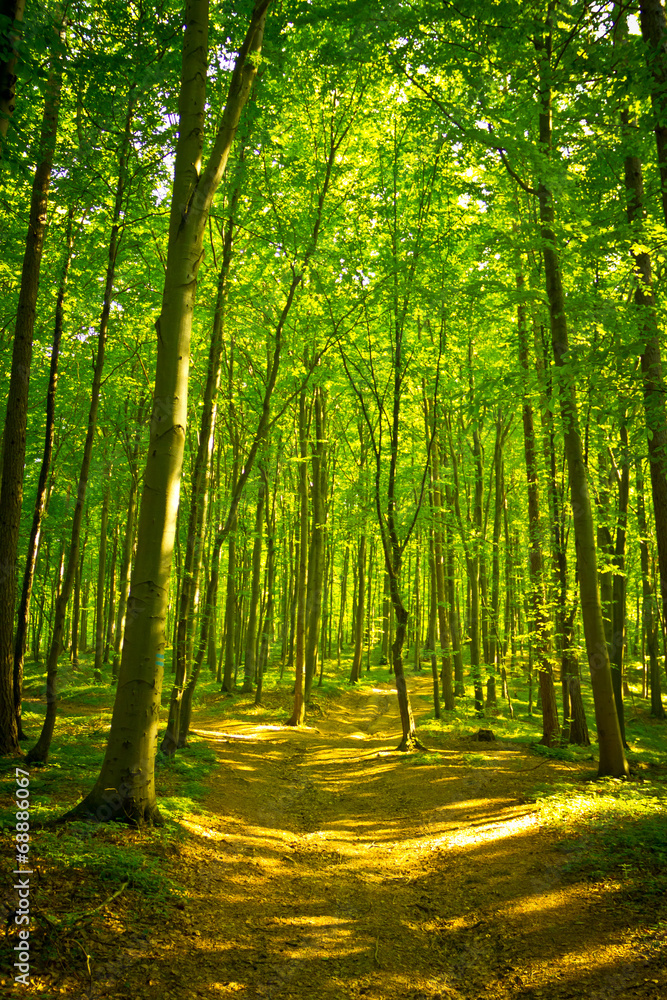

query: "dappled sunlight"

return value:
[145, 677, 667, 1000]
[180, 818, 228, 840]
[437, 810, 538, 848]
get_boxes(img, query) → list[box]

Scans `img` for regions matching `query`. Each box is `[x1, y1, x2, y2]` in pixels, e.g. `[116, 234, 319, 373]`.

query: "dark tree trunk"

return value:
[12, 207, 74, 738]
[0, 15, 64, 756]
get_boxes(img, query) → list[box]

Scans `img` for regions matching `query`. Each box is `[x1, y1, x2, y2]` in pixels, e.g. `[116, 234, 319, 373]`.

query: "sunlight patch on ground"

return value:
[525, 937, 649, 992]
[273, 914, 350, 927]
[436, 811, 538, 848]
[180, 818, 228, 840]
[501, 883, 585, 921]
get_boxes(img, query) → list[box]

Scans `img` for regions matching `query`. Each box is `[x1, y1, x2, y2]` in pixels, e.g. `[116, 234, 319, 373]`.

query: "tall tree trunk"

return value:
[162, 193, 235, 745]
[637, 459, 665, 718]
[104, 524, 118, 663]
[71, 554, 81, 667]
[241, 476, 265, 693]
[255, 469, 276, 705]
[65, 1, 271, 823]
[608, 423, 630, 744]
[222, 500, 238, 692]
[445, 521, 464, 697]
[620, 82, 667, 712]
[517, 262, 559, 746]
[287, 390, 309, 726]
[25, 90, 134, 765]
[470, 408, 485, 713]
[349, 533, 366, 683]
[111, 400, 144, 681]
[535, 17, 627, 776]
[304, 388, 326, 700]
[379, 570, 390, 665]
[446, 427, 483, 712]
[337, 540, 350, 669]
[488, 414, 504, 695]
[428, 532, 441, 719]
[0, 12, 63, 756]
[430, 434, 454, 710]
[12, 206, 74, 739]
[94, 481, 110, 682]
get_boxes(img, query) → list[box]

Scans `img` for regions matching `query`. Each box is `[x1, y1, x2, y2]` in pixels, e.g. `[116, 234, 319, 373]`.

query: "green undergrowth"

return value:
[531, 777, 667, 895]
[35, 822, 181, 905]
[2, 662, 221, 917]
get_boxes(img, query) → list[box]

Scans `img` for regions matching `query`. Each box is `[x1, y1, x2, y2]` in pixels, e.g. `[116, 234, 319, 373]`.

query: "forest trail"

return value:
[138, 676, 666, 1000]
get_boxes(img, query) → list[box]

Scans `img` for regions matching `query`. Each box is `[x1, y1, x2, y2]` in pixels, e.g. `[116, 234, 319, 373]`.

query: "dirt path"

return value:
[126, 676, 666, 1000]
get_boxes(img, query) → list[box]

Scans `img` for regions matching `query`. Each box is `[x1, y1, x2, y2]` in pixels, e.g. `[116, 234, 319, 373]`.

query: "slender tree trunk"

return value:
[287, 390, 309, 726]
[637, 459, 665, 718]
[25, 90, 133, 764]
[222, 502, 238, 692]
[305, 389, 326, 700]
[488, 418, 504, 688]
[71, 555, 81, 667]
[445, 519, 464, 697]
[12, 206, 74, 738]
[379, 571, 390, 665]
[350, 534, 366, 683]
[446, 430, 484, 711]
[428, 532, 441, 719]
[242, 477, 265, 693]
[535, 18, 627, 776]
[111, 401, 144, 681]
[94, 481, 110, 682]
[0, 13, 63, 756]
[104, 524, 118, 663]
[471, 414, 485, 713]
[609, 423, 630, 744]
[255, 472, 276, 705]
[517, 262, 559, 746]
[337, 540, 349, 669]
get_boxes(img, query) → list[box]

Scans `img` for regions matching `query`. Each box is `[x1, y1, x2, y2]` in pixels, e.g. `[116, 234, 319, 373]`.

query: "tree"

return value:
[66, 0, 271, 823]
[0, 9, 64, 756]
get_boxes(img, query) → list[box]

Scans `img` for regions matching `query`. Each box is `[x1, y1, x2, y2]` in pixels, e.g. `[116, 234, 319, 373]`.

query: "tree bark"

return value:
[94, 481, 110, 682]
[12, 206, 74, 738]
[0, 0, 25, 145]
[163, 194, 235, 743]
[427, 532, 441, 719]
[0, 12, 63, 756]
[621, 91, 667, 710]
[25, 88, 133, 765]
[287, 390, 309, 727]
[304, 388, 326, 699]
[517, 262, 559, 746]
[65, 0, 270, 822]
[535, 19, 627, 776]
[111, 400, 144, 681]
[242, 476, 265, 693]
[349, 533, 366, 683]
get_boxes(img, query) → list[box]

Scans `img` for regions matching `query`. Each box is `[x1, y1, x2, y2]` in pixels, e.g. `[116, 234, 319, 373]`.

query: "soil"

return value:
[6, 674, 667, 999]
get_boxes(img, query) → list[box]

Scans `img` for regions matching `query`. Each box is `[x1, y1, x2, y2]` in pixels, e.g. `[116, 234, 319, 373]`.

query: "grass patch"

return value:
[532, 777, 667, 893]
[37, 823, 181, 904]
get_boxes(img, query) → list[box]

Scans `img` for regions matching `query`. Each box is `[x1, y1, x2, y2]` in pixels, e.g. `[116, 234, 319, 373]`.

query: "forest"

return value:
[1, 0, 667, 998]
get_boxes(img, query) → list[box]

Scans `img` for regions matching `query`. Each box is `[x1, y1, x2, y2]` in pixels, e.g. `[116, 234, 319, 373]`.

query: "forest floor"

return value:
[3, 672, 667, 999]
